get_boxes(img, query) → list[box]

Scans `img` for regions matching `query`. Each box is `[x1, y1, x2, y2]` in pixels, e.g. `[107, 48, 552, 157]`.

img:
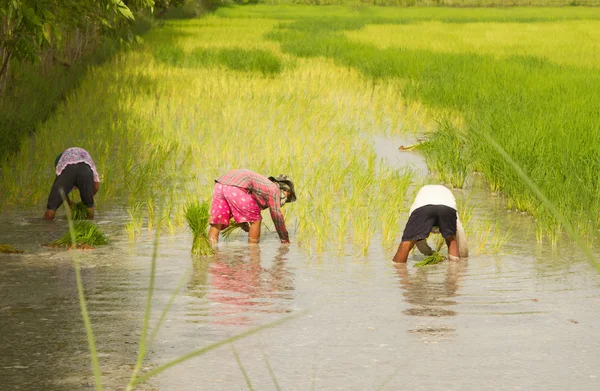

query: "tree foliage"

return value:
[0, 0, 184, 87]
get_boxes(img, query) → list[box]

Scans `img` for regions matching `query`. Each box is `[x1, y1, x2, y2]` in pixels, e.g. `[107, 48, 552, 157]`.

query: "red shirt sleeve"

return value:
[266, 190, 289, 242]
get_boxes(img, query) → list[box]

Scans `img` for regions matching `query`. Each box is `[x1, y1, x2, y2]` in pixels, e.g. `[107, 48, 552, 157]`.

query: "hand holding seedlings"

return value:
[207, 169, 296, 245]
[43, 148, 101, 221]
[393, 185, 468, 264]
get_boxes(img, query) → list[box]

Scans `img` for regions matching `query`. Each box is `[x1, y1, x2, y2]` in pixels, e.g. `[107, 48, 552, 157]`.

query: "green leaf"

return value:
[117, 3, 134, 20]
[42, 23, 52, 44]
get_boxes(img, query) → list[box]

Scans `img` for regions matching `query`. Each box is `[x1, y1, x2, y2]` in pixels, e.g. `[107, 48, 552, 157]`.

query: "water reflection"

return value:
[187, 246, 295, 326]
[394, 261, 468, 341]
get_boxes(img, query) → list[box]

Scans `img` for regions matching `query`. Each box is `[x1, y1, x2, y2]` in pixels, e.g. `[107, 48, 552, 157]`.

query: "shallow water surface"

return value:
[1, 186, 599, 390]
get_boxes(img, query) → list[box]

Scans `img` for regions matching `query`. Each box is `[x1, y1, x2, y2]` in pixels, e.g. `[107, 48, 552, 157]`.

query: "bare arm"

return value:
[393, 240, 417, 263]
[267, 193, 289, 243]
[415, 239, 434, 255]
[93, 181, 100, 196]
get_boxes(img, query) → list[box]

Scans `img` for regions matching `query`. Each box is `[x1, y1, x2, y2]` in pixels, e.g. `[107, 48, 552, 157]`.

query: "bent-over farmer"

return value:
[208, 169, 297, 244]
[43, 147, 100, 220]
[393, 185, 468, 263]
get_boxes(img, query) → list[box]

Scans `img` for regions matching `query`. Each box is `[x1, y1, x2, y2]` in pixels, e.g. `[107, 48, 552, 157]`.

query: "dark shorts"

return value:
[401, 205, 457, 241]
[46, 163, 95, 210]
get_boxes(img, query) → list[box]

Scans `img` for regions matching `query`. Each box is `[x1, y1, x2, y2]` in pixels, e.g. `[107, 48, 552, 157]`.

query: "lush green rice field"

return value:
[2, 4, 599, 251]
[224, 4, 600, 242]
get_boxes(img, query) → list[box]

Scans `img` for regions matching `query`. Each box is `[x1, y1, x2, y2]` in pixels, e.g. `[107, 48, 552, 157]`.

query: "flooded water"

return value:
[1, 142, 599, 390]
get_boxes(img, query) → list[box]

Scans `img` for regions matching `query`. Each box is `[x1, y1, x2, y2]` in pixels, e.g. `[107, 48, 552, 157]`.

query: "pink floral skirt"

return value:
[209, 183, 262, 227]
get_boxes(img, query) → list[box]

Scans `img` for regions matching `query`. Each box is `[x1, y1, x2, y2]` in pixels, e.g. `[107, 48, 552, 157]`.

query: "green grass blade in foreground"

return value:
[62, 194, 103, 391]
[127, 221, 161, 390]
[131, 309, 309, 388]
[231, 343, 254, 391]
[260, 343, 281, 391]
[148, 268, 191, 344]
[480, 131, 599, 272]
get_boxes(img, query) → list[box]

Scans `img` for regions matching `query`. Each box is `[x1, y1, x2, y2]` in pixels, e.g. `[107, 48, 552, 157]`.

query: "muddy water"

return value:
[1, 144, 600, 390]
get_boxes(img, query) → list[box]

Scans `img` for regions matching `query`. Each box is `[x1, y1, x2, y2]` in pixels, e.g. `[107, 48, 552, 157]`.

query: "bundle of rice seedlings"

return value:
[185, 201, 215, 256]
[414, 251, 446, 267]
[221, 219, 247, 239]
[46, 221, 109, 249]
[414, 235, 445, 267]
[71, 202, 89, 220]
[0, 244, 24, 253]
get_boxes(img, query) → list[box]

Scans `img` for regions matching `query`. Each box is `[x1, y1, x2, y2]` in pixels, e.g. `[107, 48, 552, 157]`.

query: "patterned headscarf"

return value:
[268, 175, 297, 203]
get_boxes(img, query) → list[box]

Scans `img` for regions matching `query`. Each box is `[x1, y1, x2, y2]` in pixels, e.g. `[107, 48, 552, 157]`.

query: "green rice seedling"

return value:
[490, 226, 513, 254]
[184, 201, 215, 256]
[47, 221, 109, 249]
[414, 234, 445, 267]
[221, 219, 248, 240]
[125, 204, 144, 240]
[414, 252, 446, 268]
[71, 202, 89, 220]
[0, 244, 24, 253]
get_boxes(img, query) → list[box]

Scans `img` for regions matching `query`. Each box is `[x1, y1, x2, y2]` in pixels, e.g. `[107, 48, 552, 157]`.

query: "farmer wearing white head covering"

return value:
[393, 185, 468, 263]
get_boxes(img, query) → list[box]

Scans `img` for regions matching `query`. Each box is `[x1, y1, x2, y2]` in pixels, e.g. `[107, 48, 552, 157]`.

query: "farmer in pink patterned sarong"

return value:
[208, 169, 297, 244]
[43, 147, 100, 220]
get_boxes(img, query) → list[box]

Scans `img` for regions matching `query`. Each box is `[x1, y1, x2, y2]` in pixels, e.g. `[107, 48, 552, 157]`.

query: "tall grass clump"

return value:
[47, 221, 109, 249]
[153, 46, 283, 75]
[185, 201, 215, 256]
[218, 48, 283, 75]
[417, 120, 470, 189]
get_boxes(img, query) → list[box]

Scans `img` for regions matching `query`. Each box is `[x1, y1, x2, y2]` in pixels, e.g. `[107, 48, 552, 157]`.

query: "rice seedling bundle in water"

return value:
[71, 202, 89, 220]
[185, 201, 215, 256]
[414, 251, 446, 267]
[48, 221, 109, 249]
[221, 219, 247, 239]
[414, 235, 446, 267]
[0, 244, 24, 253]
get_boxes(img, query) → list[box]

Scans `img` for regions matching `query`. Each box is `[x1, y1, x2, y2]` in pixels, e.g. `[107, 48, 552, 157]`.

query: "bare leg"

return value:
[209, 224, 225, 244]
[43, 209, 56, 220]
[445, 235, 459, 259]
[392, 240, 417, 263]
[248, 221, 261, 244]
[86, 207, 95, 220]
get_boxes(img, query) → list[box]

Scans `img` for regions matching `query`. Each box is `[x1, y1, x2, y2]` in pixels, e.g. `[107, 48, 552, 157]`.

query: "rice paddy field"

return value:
[1, 4, 600, 390]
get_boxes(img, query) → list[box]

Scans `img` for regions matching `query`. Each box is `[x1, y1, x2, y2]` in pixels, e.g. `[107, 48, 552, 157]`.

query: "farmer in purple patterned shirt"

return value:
[43, 147, 100, 220]
[208, 169, 297, 244]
